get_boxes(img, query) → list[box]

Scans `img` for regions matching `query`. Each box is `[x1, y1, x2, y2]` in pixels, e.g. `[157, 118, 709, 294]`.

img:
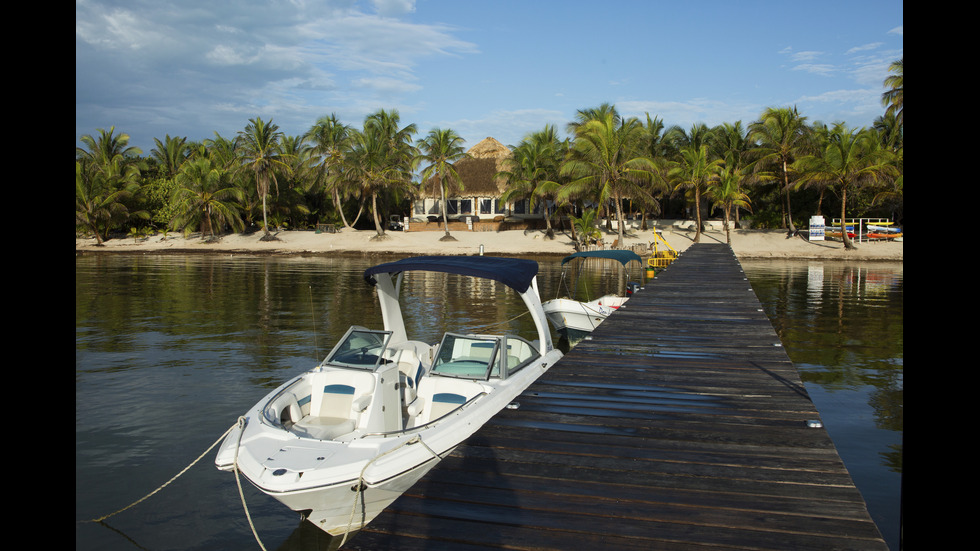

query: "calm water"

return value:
[76, 254, 902, 550]
[741, 260, 903, 550]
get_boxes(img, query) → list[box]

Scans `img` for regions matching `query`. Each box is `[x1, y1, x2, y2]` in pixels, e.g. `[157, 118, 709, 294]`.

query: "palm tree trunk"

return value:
[693, 187, 703, 243]
[783, 160, 797, 235]
[371, 192, 386, 239]
[543, 202, 554, 239]
[439, 177, 456, 241]
[350, 203, 364, 228]
[261, 192, 270, 237]
[841, 187, 856, 250]
[333, 189, 351, 228]
[614, 193, 625, 248]
[723, 205, 732, 245]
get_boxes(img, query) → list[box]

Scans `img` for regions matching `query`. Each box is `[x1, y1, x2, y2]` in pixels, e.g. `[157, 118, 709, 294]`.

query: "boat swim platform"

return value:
[348, 243, 889, 550]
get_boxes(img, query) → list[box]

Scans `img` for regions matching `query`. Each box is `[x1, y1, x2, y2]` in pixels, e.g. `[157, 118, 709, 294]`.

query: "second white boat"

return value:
[542, 250, 642, 341]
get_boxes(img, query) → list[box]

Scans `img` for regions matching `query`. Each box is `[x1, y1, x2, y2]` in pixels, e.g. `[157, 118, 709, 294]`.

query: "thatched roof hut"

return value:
[420, 137, 512, 199]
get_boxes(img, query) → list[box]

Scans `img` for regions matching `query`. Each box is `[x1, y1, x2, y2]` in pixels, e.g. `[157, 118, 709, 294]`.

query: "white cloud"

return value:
[791, 50, 824, 62]
[846, 42, 883, 55]
[76, 0, 477, 146]
[792, 64, 836, 77]
[371, 0, 416, 17]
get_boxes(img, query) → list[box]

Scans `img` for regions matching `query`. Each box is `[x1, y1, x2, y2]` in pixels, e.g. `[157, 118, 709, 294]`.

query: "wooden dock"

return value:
[349, 243, 889, 550]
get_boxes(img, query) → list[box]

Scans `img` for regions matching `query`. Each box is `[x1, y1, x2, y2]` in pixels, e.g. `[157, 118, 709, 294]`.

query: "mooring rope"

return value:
[339, 435, 442, 547]
[81, 417, 269, 550]
[232, 416, 268, 551]
[82, 418, 445, 550]
[82, 419, 239, 525]
[465, 309, 530, 332]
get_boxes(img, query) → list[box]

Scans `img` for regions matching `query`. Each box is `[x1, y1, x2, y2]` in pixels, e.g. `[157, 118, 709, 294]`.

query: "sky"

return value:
[76, 0, 903, 155]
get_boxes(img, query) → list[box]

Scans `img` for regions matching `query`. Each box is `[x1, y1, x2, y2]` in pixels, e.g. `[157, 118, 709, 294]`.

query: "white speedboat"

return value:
[214, 256, 562, 537]
[542, 250, 642, 341]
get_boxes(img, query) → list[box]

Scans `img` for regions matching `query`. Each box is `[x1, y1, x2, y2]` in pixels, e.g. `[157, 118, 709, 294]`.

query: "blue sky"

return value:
[76, 0, 903, 155]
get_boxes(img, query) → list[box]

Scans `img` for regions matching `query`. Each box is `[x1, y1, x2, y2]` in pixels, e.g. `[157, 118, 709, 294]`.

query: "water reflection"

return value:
[76, 254, 901, 550]
[742, 259, 902, 550]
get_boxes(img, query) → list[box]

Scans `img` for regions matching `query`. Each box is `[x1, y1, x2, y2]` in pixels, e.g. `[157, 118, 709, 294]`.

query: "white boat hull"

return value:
[543, 294, 627, 338]
[216, 407, 448, 535]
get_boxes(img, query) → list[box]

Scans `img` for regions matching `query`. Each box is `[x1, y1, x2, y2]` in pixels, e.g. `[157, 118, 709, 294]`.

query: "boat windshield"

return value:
[323, 328, 392, 370]
[431, 333, 500, 380]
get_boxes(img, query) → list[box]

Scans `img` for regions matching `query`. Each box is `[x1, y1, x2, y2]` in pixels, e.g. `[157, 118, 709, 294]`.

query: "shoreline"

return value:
[75, 227, 903, 262]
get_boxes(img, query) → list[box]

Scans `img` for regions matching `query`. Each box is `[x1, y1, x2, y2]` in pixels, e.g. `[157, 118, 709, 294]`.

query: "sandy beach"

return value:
[76, 225, 903, 262]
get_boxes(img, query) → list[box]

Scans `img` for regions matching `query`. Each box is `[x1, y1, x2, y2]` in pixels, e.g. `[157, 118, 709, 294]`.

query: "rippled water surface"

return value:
[76, 254, 901, 550]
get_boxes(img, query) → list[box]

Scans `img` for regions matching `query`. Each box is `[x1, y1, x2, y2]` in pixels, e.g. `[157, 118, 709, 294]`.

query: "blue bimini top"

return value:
[364, 256, 539, 293]
[560, 250, 643, 266]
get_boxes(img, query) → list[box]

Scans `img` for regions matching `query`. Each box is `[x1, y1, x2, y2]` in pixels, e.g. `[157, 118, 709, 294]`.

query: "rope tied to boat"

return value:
[232, 416, 270, 551]
[81, 418, 240, 525]
[80, 416, 270, 549]
[339, 435, 442, 547]
[464, 309, 529, 332]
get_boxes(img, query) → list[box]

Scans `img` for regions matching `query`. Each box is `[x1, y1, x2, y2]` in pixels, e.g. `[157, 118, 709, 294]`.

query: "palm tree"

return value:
[266, 135, 313, 230]
[203, 132, 240, 169]
[708, 121, 751, 226]
[793, 125, 898, 250]
[748, 107, 811, 235]
[566, 102, 620, 136]
[873, 111, 903, 152]
[707, 164, 751, 244]
[76, 126, 143, 173]
[150, 134, 191, 178]
[668, 144, 723, 243]
[569, 208, 602, 250]
[499, 127, 564, 239]
[881, 58, 903, 127]
[237, 117, 291, 239]
[417, 128, 469, 241]
[365, 108, 418, 176]
[306, 114, 357, 229]
[665, 123, 715, 229]
[76, 127, 146, 241]
[365, 109, 418, 238]
[344, 110, 417, 239]
[171, 157, 244, 238]
[75, 162, 139, 244]
[637, 114, 674, 229]
[559, 113, 664, 248]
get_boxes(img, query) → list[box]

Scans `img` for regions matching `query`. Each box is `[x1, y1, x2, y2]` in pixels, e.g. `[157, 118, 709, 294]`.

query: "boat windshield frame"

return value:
[320, 326, 393, 371]
[429, 332, 540, 380]
[430, 332, 501, 380]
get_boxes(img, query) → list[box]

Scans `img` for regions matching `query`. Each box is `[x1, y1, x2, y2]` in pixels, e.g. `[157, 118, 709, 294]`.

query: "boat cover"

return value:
[560, 250, 643, 266]
[364, 256, 539, 293]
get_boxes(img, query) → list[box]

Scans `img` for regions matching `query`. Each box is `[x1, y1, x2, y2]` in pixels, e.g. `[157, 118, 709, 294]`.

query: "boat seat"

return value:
[393, 346, 426, 405]
[408, 376, 484, 426]
[292, 371, 376, 440]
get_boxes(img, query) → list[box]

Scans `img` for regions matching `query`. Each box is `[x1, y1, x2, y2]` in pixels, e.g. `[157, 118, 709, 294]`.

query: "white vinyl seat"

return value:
[408, 376, 484, 426]
[291, 370, 376, 440]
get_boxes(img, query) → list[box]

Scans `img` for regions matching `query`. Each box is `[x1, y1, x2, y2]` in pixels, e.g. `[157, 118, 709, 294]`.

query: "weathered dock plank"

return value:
[349, 243, 888, 550]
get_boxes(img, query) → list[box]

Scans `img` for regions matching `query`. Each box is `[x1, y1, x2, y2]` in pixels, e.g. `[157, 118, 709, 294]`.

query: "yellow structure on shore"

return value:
[646, 231, 678, 274]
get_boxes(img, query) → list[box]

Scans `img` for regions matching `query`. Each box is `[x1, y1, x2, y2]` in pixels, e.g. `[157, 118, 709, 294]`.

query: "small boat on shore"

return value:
[542, 250, 642, 341]
[214, 256, 562, 537]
